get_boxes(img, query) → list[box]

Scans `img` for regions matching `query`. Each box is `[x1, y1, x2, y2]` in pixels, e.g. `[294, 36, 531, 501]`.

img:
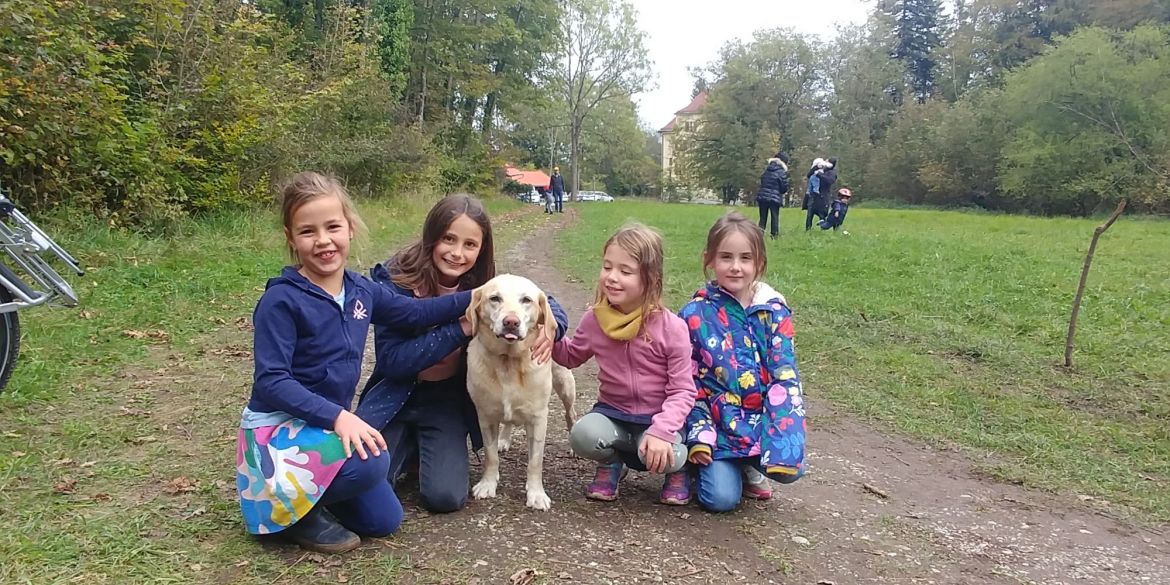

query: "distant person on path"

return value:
[548, 167, 566, 213]
[804, 157, 837, 231]
[553, 223, 696, 505]
[238, 172, 471, 553]
[818, 187, 852, 232]
[679, 212, 805, 512]
[754, 152, 790, 240]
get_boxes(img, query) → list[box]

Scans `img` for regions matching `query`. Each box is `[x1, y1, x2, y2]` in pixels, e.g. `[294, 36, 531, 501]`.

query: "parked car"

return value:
[577, 190, 614, 202]
[516, 188, 543, 204]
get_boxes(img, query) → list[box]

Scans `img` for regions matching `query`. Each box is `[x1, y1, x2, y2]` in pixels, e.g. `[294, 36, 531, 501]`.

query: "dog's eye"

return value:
[521, 296, 533, 304]
[488, 294, 502, 303]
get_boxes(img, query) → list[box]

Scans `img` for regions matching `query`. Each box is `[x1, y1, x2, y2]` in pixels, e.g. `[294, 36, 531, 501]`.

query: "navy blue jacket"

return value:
[822, 199, 849, 229]
[755, 158, 789, 205]
[249, 267, 471, 429]
[548, 173, 565, 195]
[356, 264, 570, 449]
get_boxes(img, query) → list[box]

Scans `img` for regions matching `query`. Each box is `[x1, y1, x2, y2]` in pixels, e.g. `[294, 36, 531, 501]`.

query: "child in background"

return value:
[818, 187, 852, 232]
[354, 194, 568, 513]
[679, 211, 806, 512]
[553, 223, 696, 505]
[237, 173, 472, 553]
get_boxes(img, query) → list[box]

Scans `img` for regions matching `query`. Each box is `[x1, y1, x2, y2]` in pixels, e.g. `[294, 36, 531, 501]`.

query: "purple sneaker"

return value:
[659, 470, 691, 505]
[585, 462, 625, 501]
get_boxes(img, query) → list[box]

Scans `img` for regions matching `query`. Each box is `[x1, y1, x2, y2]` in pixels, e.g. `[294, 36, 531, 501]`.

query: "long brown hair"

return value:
[280, 172, 367, 264]
[594, 222, 666, 317]
[701, 211, 767, 283]
[389, 193, 495, 294]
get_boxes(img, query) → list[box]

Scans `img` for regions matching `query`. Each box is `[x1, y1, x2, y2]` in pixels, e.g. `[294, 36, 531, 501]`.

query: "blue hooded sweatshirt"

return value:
[248, 266, 471, 430]
[355, 263, 570, 449]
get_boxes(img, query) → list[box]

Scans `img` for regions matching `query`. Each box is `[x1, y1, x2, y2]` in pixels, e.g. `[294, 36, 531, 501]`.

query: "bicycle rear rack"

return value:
[0, 193, 85, 314]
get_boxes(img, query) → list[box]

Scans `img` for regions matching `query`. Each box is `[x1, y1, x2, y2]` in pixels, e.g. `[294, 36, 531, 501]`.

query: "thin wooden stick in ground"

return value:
[1064, 199, 1126, 368]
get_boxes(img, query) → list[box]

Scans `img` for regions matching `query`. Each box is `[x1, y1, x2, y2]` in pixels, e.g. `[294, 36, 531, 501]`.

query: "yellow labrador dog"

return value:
[465, 274, 577, 510]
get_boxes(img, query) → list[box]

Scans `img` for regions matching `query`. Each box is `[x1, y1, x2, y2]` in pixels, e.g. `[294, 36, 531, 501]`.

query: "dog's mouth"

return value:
[497, 330, 523, 342]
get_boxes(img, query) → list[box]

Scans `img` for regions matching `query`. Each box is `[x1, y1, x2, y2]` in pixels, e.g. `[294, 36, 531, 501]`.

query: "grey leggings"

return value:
[569, 412, 687, 473]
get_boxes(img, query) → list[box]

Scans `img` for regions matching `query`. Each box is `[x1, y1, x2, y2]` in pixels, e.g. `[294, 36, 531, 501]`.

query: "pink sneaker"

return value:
[585, 462, 625, 501]
[659, 471, 691, 505]
[743, 466, 773, 500]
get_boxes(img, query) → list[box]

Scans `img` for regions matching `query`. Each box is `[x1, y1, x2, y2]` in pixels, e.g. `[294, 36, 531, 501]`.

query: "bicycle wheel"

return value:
[0, 288, 21, 392]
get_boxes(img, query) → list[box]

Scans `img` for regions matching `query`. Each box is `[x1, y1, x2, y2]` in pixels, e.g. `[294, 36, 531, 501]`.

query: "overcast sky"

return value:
[630, 0, 874, 130]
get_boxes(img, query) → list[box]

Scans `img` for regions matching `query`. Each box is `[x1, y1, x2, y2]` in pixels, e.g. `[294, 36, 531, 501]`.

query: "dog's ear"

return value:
[538, 292, 557, 344]
[465, 287, 483, 337]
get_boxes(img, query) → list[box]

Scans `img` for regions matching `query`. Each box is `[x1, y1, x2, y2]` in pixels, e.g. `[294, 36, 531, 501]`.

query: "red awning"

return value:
[504, 165, 552, 187]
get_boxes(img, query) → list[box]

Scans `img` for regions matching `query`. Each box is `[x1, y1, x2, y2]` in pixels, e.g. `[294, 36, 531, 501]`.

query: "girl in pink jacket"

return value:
[553, 223, 697, 505]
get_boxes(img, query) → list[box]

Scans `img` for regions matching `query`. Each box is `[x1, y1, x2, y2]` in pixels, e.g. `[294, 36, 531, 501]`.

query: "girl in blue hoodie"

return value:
[355, 194, 569, 513]
[237, 172, 472, 554]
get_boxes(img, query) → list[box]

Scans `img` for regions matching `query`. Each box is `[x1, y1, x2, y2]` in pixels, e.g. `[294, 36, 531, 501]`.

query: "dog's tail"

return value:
[552, 365, 578, 432]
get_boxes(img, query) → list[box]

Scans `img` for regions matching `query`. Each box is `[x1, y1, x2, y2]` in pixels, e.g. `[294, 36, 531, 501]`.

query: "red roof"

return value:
[504, 165, 552, 187]
[659, 90, 708, 133]
[675, 90, 708, 115]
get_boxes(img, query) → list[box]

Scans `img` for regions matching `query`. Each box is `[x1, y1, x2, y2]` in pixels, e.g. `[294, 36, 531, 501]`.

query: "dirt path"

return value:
[385, 210, 1169, 585]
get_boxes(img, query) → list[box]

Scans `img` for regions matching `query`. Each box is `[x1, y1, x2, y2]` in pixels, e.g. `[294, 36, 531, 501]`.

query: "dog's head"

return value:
[465, 274, 557, 347]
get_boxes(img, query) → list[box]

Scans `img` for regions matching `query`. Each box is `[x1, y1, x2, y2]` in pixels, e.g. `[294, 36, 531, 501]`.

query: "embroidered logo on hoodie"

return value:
[352, 299, 368, 320]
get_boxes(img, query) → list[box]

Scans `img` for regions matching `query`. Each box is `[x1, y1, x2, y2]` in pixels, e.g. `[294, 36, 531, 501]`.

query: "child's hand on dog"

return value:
[530, 326, 553, 364]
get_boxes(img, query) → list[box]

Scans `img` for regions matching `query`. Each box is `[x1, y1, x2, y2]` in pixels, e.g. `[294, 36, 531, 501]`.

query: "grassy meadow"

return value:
[1, 193, 1167, 583]
[556, 200, 1170, 522]
[0, 195, 529, 583]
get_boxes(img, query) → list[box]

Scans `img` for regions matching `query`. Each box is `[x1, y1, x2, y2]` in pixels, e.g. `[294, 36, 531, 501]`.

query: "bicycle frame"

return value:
[0, 193, 85, 314]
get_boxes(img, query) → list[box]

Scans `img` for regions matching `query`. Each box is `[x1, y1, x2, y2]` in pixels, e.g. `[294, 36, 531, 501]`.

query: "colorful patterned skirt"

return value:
[236, 419, 347, 535]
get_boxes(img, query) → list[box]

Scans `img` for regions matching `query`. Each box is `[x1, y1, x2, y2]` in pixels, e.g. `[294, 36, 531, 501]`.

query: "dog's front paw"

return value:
[471, 480, 498, 500]
[526, 489, 552, 511]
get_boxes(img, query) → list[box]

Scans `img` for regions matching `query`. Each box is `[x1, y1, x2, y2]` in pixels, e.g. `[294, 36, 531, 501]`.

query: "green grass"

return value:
[0, 194, 530, 584]
[556, 200, 1170, 522]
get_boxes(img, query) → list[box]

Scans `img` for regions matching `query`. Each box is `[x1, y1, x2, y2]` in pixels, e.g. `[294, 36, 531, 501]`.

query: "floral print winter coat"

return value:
[679, 281, 806, 478]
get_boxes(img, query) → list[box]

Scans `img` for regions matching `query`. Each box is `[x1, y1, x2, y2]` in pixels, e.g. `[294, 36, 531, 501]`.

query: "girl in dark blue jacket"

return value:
[355, 194, 569, 514]
[237, 173, 472, 554]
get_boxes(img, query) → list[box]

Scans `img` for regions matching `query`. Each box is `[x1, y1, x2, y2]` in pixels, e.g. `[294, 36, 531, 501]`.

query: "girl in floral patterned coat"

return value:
[679, 212, 806, 512]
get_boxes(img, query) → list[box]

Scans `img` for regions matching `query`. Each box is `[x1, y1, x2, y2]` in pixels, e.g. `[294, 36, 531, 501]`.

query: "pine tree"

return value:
[881, 0, 946, 103]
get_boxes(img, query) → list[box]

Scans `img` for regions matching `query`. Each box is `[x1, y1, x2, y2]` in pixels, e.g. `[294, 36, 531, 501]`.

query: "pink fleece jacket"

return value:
[553, 308, 696, 442]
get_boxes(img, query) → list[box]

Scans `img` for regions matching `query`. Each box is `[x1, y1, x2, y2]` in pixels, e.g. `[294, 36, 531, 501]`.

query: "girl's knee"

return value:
[341, 450, 391, 489]
[569, 413, 617, 459]
[421, 488, 467, 514]
[698, 489, 740, 513]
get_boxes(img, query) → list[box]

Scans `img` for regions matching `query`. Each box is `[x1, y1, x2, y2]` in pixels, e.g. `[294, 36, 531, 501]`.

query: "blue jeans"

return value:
[696, 457, 799, 513]
[318, 450, 403, 537]
[383, 380, 471, 513]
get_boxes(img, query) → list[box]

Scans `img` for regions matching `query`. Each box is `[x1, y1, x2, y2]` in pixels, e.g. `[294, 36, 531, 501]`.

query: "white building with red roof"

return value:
[658, 90, 708, 180]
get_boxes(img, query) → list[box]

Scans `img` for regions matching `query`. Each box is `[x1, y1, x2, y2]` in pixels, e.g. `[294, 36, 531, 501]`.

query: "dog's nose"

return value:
[502, 314, 520, 330]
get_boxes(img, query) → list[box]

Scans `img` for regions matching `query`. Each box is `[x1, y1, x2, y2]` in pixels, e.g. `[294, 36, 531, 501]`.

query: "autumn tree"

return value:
[557, 0, 652, 199]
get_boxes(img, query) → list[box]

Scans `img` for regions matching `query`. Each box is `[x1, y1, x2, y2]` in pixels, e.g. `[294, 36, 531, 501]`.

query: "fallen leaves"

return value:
[163, 476, 198, 495]
[122, 329, 170, 343]
[53, 477, 77, 494]
[509, 568, 539, 585]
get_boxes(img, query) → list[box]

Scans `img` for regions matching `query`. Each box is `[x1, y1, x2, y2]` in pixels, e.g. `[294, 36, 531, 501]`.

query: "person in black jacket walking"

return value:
[548, 167, 566, 213]
[805, 157, 837, 231]
[755, 152, 790, 239]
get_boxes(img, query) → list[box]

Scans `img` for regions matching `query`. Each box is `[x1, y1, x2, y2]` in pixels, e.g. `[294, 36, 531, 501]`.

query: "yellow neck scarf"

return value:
[593, 304, 644, 341]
